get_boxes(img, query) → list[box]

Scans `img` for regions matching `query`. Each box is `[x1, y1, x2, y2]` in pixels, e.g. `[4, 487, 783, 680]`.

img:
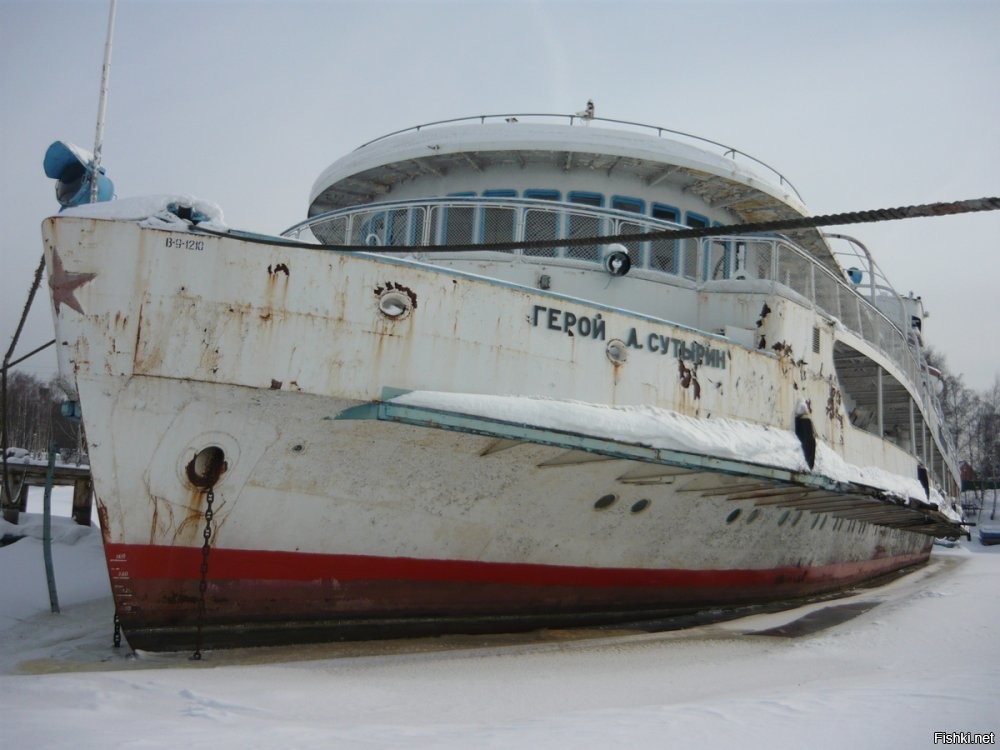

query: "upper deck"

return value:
[307, 114, 840, 272]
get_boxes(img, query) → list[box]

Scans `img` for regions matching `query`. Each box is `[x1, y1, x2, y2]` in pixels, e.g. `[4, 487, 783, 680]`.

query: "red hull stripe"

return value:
[106, 543, 929, 589]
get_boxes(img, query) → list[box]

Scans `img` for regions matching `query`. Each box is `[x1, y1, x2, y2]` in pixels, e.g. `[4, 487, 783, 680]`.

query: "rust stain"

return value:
[755, 302, 771, 328]
[174, 495, 207, 545]
[96, 499, 111, 545]
[150, 497, 159, 545]
[826, 384, 845, 433]
[678, 360, 701, 399]
[679, 359, 692, 388]
[172, 489, 226, 547]
[771, 341, 792, 358]
[132, 303, 144, 365]
[148, 495, 177, 545]
[270, 378, 283, 390]
[374, 281, 418, 309]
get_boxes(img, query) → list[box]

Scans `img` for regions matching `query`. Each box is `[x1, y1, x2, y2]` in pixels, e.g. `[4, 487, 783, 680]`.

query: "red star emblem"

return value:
[48, 248, 97, 315]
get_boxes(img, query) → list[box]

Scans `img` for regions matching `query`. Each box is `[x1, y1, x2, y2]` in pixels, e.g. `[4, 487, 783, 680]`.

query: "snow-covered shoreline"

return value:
[1, 487, 996, 748]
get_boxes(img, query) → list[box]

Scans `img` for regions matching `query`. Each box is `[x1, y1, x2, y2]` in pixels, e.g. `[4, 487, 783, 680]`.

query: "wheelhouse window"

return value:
[688, 212, 713, 280]
[441, 192, 475, 246]
[481, 189, 517, 249]
[611, 196, 645, 265]
[567, 191, 603, 261]
[649, 203, 681, 275]
[686, 212, 709, 229]
[523, 190, 561, 257]
[611, 196, 644, 214]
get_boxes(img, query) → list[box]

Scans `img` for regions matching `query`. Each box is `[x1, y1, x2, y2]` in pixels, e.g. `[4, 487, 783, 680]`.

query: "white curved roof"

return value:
[309, 120, 806, 216]
[306, 117, 837, 267]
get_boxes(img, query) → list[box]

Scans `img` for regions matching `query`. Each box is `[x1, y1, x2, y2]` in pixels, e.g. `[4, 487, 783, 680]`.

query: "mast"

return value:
[90, 0, 117, 203]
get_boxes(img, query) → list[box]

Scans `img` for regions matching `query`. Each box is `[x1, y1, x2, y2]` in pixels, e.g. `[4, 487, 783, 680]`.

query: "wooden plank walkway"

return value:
[1, 457, 93, 526]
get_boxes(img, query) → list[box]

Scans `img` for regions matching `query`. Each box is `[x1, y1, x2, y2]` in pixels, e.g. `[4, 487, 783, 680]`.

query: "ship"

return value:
[40, 113, 964, 651]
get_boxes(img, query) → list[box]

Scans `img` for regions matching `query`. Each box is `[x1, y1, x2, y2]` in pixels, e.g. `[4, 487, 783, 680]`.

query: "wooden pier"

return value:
[1, 457, 93, 526]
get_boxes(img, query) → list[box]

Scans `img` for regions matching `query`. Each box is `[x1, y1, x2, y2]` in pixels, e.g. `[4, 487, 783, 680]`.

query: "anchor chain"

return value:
[192, 486, 215, 661]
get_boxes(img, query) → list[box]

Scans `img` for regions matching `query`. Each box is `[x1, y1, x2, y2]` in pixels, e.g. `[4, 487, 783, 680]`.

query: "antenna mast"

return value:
[90, 0, 118, 203]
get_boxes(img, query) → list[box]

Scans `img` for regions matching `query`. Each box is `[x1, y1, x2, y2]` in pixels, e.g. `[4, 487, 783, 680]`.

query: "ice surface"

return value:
[3, 492, 995, 749]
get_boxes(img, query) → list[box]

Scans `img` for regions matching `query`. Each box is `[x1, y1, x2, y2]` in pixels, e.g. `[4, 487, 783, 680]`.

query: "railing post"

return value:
[71, 476, 94, 526]
[876, 366, 884, 437]
[42, 441, 60, 614]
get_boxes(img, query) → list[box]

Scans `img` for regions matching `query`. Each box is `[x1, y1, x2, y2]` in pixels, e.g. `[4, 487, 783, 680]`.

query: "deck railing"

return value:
[284, 196, 931, 411]
[351, 113, 804, 204]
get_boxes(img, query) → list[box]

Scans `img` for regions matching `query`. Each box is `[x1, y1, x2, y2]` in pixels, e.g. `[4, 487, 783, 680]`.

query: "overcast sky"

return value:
[2, 0, 998, 392]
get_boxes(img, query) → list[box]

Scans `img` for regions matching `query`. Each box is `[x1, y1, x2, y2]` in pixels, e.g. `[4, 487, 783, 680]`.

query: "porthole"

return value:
[811, 515, 820, 529]
[605, 339, 628, 364]
[746, 508, 761, 524]
[777, 510, 790, 526]
[791, 510, 803, 527]
[630, 499, 651, 514]
[377, 290, 412, 319]
[594, 494, 617, 510]
[726, 508, 742, 524]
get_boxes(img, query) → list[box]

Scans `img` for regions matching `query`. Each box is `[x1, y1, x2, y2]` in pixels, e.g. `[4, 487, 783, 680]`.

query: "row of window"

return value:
[344, 190, 719, 279]
[453, 189, 710, 230]
[430, 189, 712, 276]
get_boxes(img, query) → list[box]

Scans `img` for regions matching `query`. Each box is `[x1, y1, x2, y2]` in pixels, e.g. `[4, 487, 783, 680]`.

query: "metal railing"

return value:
[352, 113, 804, 203]
[701, 234, 924, 389]
[285, 196, 703, 279]
[285, 196, 934, 411]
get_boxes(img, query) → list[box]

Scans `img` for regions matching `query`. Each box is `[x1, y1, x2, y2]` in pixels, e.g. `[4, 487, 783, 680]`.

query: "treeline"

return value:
[1, 370, 84, 461]
[924, 350, 999, 501]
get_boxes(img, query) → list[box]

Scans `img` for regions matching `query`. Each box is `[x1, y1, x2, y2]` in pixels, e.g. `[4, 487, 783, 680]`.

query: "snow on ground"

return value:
[1, 487, 997, 749]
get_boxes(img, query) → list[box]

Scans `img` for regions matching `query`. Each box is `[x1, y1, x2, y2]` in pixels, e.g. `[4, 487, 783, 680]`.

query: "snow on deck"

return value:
[59, 194, 227, 231]
[391, 390, 947, 511]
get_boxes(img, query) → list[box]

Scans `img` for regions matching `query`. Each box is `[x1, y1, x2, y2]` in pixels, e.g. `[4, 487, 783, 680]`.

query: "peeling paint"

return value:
[678, 360, 701, 399]
[96, 499, 111, 545]
[756, 302, 771, 328]
[268, 263, 290, 276]
[374, 281, 418, 310]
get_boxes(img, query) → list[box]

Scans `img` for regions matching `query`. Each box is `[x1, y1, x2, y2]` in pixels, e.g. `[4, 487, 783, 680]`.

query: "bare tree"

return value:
[1, 370, 82, 458]
[973, 377, 1000, 520]
[924, 348, 979, 463]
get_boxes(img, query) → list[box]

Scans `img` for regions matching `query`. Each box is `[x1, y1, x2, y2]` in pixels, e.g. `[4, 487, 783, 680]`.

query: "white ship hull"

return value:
[44, 215, 950, 650]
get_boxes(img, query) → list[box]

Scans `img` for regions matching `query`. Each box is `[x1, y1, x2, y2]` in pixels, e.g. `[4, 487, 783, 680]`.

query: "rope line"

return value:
[2, 255, 48, 511]
[194, 196, 1000, 254]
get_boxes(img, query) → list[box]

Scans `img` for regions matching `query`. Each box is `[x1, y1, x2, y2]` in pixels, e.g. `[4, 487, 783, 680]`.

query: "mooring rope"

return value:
[2, 255, 47, 511]
[192, 196, 1000, 254]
